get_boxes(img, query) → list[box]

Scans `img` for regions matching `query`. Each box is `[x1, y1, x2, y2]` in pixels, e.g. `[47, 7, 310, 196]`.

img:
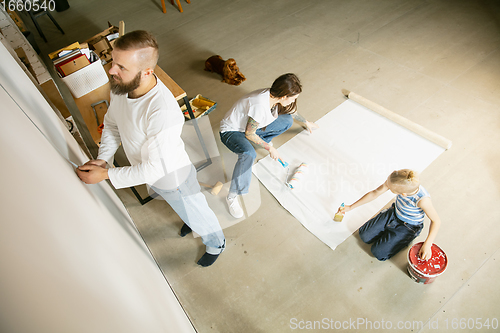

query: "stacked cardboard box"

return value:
[49, 42, 92, 78]
[84, 25, 120, 63]
[49, 26, 120, 78]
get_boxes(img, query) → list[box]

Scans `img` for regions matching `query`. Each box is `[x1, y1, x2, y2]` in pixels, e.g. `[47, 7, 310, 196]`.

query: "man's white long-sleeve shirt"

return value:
[97, 77, 192, 190]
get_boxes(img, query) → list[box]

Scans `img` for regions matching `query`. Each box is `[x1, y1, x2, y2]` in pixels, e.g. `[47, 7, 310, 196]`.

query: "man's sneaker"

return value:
[180, 223, 192, 237]
[226, 195, 244, 218]
[197, 252, 220, 267]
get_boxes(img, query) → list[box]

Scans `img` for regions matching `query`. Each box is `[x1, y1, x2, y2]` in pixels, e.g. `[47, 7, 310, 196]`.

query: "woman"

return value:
[220, 73, 318, 218]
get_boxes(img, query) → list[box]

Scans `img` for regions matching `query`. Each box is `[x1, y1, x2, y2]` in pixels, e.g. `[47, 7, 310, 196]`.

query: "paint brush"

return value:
[334, 203, 345, 222]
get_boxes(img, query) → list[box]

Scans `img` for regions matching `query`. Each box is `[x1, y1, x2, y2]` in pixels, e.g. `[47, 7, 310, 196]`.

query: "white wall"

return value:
[0, 40, 195, 333]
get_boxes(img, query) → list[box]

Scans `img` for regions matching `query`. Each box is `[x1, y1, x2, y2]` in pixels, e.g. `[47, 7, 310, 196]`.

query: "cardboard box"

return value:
[50, 25, 117, 80]
[48, 42, 81, 60]
[91, 37, 111, 58]
[57, 54, 91, 76]
[84, 26, 119, 45]
[84, 27, 118, 63]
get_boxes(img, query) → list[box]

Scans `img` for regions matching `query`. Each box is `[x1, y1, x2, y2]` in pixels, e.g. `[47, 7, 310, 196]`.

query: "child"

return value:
[338, 169, 441, 261]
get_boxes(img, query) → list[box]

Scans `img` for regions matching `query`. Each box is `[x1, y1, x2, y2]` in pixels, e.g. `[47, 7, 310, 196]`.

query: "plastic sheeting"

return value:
[253, 99, 445, 250]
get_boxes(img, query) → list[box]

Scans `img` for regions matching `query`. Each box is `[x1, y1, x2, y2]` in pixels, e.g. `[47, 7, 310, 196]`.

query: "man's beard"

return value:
[110, 71, 141, 95]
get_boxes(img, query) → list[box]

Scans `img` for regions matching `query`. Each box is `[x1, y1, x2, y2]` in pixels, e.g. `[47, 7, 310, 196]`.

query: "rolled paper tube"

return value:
[287, 163, 308, 189]
[342, 89, 452, 150]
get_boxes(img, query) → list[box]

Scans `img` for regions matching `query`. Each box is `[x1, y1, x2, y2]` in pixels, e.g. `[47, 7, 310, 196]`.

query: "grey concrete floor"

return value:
[31, 0, 500, 332]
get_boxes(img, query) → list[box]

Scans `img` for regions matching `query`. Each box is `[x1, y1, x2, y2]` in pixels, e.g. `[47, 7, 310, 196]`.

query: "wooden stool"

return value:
[161, 0, 190, 13]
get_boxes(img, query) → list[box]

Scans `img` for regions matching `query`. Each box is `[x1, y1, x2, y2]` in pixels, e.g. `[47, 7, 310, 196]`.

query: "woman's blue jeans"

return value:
[220, 114, 293, 195]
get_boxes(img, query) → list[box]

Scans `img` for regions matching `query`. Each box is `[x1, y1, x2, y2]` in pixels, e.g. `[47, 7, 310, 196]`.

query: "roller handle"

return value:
[278, 159, 288, 168]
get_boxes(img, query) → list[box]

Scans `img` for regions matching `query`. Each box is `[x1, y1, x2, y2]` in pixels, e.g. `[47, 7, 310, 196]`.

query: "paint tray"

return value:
[181, 94, 217, 120]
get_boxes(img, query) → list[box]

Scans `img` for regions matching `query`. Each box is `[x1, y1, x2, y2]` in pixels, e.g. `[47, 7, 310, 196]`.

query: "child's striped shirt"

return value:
[395, 186, 429, 225]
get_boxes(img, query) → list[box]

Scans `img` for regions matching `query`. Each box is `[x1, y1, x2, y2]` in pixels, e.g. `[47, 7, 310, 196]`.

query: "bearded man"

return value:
[76, 31, 225, 267]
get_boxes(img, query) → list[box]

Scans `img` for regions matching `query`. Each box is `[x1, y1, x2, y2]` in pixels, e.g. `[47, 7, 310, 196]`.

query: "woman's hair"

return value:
[114, 30, 159, 70]
[270, 73, 302, 115]
[388, 169, 420, 193]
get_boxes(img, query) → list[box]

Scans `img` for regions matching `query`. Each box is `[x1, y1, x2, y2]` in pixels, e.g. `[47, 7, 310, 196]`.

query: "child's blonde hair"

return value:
[388, 169, 420, 193]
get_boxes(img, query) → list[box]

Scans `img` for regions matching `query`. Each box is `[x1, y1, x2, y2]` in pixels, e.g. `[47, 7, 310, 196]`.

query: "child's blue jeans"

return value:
[220, 114, 293, 195]
[358, 203, 423, 261]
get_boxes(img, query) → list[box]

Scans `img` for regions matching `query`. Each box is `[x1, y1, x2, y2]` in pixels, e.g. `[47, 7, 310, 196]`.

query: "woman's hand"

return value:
[268, 146, 281, 161]
[305, 121, 319, 133]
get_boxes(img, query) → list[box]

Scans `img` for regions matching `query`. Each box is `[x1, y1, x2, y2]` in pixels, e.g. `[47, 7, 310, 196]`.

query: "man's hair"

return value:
[114, 30, 159, 70]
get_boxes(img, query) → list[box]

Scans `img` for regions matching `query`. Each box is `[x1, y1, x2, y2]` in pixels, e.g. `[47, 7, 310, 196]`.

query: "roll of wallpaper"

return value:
[342, 89, 452, 150]
[287, 163, 308, 189]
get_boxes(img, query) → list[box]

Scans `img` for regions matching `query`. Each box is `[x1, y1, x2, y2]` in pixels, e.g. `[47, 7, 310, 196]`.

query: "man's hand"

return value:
[76, 164, 109, 184]
[304, 121, 319, 133]
[84, 159, 107, 168]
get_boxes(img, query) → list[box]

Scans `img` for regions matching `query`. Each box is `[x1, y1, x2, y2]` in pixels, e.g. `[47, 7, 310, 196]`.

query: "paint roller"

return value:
[199, 181, 223, 195]
[286, 163, 308, 189]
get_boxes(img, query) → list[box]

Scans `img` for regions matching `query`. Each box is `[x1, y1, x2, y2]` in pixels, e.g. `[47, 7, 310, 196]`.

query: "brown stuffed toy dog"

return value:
[204, 55, 246, 86]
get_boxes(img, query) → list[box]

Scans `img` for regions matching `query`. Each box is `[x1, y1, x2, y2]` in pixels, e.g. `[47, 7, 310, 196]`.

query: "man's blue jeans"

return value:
[151, 165, 226, 255]
[220, 114, 293, 195]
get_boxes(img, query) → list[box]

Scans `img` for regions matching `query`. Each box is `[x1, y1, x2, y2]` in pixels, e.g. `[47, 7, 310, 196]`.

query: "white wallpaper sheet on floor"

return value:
[252, 99, 445, 250]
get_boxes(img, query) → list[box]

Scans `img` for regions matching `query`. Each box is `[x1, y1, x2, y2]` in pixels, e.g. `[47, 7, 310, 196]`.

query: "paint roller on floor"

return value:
[286, 163, 308, 189]
[199, 181, 223, 195]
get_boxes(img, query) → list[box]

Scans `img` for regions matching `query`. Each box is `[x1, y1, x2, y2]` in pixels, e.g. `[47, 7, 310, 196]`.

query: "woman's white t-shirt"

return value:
[220, 89, 277, 133]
